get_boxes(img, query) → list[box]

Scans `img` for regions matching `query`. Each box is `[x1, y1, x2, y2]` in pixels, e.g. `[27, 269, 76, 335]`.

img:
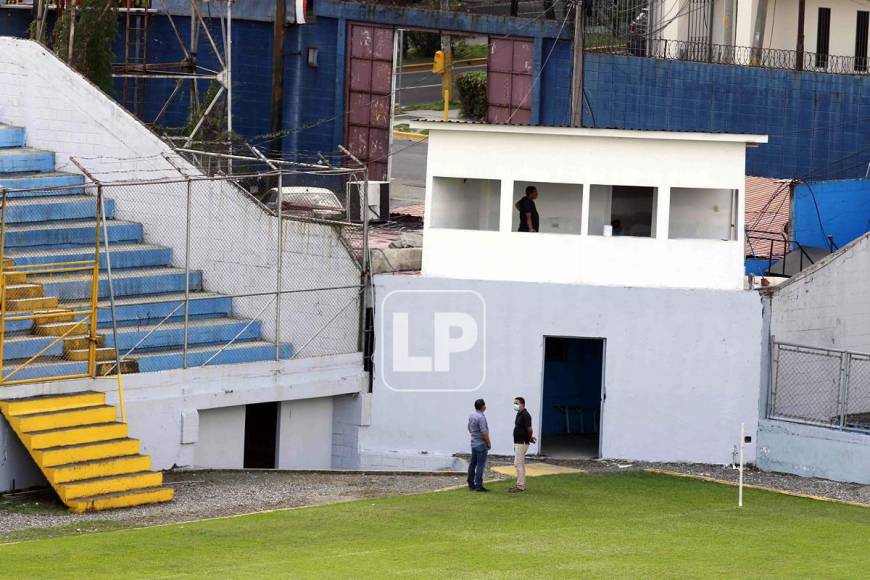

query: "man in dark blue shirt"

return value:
[516, 186, 540, 233]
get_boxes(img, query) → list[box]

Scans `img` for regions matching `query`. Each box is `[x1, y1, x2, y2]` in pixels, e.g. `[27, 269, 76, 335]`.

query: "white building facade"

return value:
[656, 0, 869, 73]
[357, 122, 768, 469]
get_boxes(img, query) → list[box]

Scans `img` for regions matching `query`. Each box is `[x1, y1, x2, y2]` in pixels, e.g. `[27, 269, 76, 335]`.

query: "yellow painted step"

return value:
[22, 422, 128, 450]
[0, 391, 105, 417]
[65, 347, 116, 362]
[6, 296, 58, 311]
[65, 335, 104, 351]
[9, 405, 117, 433]
[46, 454, 152, 485]
[58, 471, 163, 501]
[34, 319, 90, 337]
[4, 283, 44, 299]
[67, 486, 175, 513]
[3, 258, 14, 269]
[2, 272, 27, 285]
[97, 360, 138, 375]
[33, 437, 140, 468]
[32, 308, 75, 324]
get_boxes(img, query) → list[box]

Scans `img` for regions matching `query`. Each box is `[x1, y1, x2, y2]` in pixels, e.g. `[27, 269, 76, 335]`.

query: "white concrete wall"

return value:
[669, 187, 735, 240]
[195, 406, 247, 469]
[0, 38, 361, 358]
[362, 274, 763, 466]
[277, 397, 334, 469]
[430, 177, 501, 232]
[758, 419, 870, 484]
[417, 124, 760, 290]
[0, 417, 45, 491]
[0, 353, 366, 490]
[769, 233, 870, 353]
[512, 181, 584, 234]
[758, 0, 863, 60]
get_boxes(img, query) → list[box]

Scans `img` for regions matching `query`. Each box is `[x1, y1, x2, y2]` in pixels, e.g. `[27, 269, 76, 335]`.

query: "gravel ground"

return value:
[2, 460, 867, 540]
[0, 470, 468, 539]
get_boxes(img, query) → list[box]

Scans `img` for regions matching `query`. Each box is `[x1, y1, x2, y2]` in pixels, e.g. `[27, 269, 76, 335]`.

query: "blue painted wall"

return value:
[793, 179, 870, 249]
[583, 54, 870, 180]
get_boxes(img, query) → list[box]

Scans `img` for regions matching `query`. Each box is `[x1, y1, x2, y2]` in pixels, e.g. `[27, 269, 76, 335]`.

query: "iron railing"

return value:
[769, 342, 870, 433]
[588, 37, 870, 76]
[745, 231, 827, 278]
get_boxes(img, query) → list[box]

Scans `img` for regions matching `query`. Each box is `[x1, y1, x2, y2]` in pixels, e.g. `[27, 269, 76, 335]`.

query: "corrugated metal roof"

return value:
[745, 176, 792, 259]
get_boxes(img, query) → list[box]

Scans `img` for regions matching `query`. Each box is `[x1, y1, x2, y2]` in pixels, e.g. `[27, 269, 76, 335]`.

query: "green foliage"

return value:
[455, 70, 487, 121]
[48, 0, 118, 94]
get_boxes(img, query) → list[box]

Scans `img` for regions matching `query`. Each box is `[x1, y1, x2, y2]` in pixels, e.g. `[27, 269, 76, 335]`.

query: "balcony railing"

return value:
[588, 37, 870, 76]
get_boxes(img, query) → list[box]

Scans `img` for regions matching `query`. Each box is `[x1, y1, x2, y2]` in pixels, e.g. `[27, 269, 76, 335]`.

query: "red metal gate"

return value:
[346, 23, 394, 181]
[487, 38, 533, 124]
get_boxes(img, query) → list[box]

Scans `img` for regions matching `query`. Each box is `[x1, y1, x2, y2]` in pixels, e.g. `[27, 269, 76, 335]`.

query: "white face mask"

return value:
[513, 404, 521, 412]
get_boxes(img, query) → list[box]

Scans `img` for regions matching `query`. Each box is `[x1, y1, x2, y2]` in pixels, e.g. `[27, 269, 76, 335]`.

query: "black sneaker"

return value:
[474, 486, 490, 492]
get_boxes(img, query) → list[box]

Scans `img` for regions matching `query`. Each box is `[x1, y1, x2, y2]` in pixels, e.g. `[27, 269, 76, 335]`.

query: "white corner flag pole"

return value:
[738, 422, 745, 508]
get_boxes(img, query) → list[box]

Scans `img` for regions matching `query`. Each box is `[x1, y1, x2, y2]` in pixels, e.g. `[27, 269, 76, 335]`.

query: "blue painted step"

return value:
[1, 341, 293, 381]
[66, 292, 233, 326]
[0, 172, 85, 197]
[103, 318, 263, 351]
[3, 219, 143, 249]
[136, 342, 293, 372]
[36, 267, 203, 300]
[3, 196, 115, 224]
[6, 243, 172, 270]
[0, 125, 25, 148]
[0, 148, 54, 173]
[2, 332, 69, 360]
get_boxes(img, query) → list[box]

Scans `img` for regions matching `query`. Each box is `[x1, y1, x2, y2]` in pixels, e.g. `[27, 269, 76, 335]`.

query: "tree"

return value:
[45, 0, 119, 94]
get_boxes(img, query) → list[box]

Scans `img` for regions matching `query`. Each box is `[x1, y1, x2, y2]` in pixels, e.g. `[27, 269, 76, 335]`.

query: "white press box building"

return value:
[358, 121, 769, 469]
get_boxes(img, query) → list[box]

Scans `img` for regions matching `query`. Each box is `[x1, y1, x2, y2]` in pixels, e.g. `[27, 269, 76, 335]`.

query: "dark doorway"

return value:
[243, 402, 279, 468]
[540, 337, 605, 459]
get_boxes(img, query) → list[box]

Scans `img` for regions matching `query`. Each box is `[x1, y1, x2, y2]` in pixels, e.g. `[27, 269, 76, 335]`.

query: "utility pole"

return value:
[510, 0, 518, 17]
[440, 0, 452, 117]
[570, 0, 584, 127]
[750, 0, 768, 65]
[796, 0, 806, 71]
[271, 0, 286, 155]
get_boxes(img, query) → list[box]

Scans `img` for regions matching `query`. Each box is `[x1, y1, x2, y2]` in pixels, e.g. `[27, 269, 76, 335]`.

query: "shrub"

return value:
[455, 71, 487, 121]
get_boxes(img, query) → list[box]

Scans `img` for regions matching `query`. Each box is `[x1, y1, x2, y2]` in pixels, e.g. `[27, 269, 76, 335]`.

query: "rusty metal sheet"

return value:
[369, 94, 391, 129]
[487, 72, 512, 107]
[512, 40, 533, 74]
[348, 92, 370, 125]
[373, 27, 394, 60]
[351, 25, 373, 59]
[347, 125, 370, 160]
[488, 38, 514, 73]
[511, 73, 532, 109]
[371, 61, 393, 95]
[349, 58, 372, 92]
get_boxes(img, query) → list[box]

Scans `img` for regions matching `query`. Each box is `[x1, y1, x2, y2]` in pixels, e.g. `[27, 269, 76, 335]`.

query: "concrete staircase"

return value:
[0, 391, 174, 512]
[0, 122, 293, 382]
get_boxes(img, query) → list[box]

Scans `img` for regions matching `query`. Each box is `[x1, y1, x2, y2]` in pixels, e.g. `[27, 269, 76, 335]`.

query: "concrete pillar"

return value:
[655, 186, 671, 240]
[499, 179, 515, 232]
[580, 183, 591, 236]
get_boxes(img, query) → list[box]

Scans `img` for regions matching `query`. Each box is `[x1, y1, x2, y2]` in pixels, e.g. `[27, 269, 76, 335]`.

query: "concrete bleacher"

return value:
[0, 122, 292, 382]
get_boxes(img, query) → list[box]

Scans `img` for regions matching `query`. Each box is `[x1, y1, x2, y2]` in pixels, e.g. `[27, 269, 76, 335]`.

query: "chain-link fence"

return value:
[1, 150, 369, 386]
[769, 342, 870, 433]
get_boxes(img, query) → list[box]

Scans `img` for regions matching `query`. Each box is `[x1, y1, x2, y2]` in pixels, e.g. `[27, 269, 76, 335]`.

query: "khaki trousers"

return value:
[513, 443, 529, 489]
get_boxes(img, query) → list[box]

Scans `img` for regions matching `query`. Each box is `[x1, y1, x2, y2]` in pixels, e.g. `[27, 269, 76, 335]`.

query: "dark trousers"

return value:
[467, 443, 488, 489]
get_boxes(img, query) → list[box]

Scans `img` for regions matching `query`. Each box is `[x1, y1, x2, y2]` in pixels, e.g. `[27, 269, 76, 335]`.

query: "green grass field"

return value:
[1, 472, 868, 578]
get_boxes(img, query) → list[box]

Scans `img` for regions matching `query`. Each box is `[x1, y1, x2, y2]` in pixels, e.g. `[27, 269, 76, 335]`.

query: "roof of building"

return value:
[411, 120, 769, 144]
[745, 176, 793, 258]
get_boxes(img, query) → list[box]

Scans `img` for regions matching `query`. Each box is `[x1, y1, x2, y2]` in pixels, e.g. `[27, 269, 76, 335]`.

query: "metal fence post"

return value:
[839, 352, 852, 428]
[0, 189, 6, 381]
[87, 184, 103, 378]
[100, 185, 127, 423]
[183, 178, 192, 369]
[768, 341, 780, 418]
[275, 169, 283, 361]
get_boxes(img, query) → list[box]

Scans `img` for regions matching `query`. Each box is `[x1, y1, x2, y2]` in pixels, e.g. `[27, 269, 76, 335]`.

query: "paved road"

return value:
[389, 138, 428, 209]
[397, 64, 486, 106]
